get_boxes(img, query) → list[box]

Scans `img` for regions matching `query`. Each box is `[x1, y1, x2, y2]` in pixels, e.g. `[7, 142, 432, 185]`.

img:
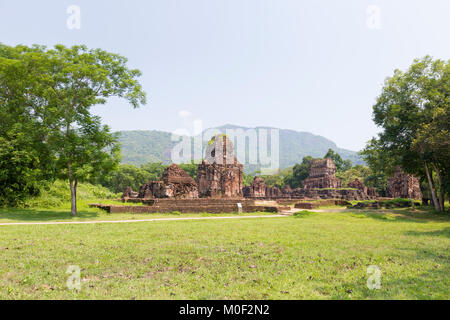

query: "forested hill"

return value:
[116, 125, 363, 169]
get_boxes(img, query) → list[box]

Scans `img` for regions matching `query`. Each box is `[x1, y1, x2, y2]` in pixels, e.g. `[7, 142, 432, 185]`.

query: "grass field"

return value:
[0, 205, 448, 300]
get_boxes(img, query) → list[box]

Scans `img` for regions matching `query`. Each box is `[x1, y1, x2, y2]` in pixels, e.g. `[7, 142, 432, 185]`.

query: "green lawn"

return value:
[0, 206, 448, 299]
[0, 204, 276, 223]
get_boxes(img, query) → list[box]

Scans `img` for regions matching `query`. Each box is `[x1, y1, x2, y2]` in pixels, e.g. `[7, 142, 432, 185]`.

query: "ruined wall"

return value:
[386, 168, 422, 200]
[124, 164, 198, 199]
[347, 178, 378, 198]
[197, 135, 244, 198]
[302, 158, 342, 189]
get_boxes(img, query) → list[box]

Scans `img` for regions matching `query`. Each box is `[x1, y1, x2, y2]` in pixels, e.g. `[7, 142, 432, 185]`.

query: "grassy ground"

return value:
[0, 206, 275, 223]
[0, 205, 448, 299]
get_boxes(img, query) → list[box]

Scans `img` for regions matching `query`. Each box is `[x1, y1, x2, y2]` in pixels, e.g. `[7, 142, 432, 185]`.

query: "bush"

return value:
[23, 180, 118, 208]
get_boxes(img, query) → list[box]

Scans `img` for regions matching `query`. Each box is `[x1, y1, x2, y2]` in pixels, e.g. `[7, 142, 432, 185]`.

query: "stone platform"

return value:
[90, 198, 290, 214]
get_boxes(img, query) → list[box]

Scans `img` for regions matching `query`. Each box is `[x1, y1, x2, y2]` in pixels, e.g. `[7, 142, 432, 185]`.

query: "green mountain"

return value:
[116, 125, 363, 171]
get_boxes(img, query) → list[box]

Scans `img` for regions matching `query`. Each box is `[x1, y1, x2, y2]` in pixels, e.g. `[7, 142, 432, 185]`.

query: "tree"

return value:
[284, 156, 313, 188]
[141, 162, 167, 181]
[360, 138, 395, 195]
[365, 56, 449, 211]
[0, 135, 41, 206]
[411, 105, 450, 210]
[45, 45, 146, 215]
[0, 44, 55, 205]
[323, 149, 352, 172]
[97, 164, 150, 193]
[336, 165, 372, 187]
[0, 43, 146, 215]
[178, 162, 198, 180]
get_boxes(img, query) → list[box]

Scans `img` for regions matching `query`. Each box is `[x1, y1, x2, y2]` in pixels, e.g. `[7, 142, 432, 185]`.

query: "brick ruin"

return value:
[196, 135, 244, 198]
[125, 164, 198, 199]
[347, 178, 377, 197]
[123, 135, 244, 200]
[243, 176, 282, 198]
[386, 167, 422, 200]
[242, 159, 376, 201]
[122, 154, 381, 204]
[242, 177, 373, 201]
[302, 158, 342, 189]
[119, 144, 426, 213]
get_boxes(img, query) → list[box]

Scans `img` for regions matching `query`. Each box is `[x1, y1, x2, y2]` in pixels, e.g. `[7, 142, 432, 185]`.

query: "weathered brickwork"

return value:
[196, 135, 244, 198]
[302, 158, 342, 189]
[386, 167, 422, 200]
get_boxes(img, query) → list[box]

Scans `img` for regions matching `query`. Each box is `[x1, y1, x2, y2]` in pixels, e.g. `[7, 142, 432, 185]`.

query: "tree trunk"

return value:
[68, 161, 77, 216]
[410, 198, 415, 211]
[432, 163, 444, 211]
[70, 179, 78, 216]
[424, 162, 440, 211]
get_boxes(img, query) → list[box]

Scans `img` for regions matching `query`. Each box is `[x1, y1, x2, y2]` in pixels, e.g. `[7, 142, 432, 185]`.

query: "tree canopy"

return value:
[361, 56, 449, 211]
[0, 43, 146, 214]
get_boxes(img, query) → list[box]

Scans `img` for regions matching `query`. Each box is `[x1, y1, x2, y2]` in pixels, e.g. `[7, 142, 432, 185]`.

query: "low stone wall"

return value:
[90, 203, 286, 214]
[294, 199, 351, 209]
[141, 198, 257, 206]
[244, 188, 375, 201]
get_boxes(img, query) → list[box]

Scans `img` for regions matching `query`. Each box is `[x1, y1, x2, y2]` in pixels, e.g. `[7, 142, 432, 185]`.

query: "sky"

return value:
[0, 0, 449, 151]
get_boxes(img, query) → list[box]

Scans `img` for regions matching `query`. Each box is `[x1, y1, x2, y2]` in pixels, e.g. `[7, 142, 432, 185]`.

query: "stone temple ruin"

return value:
[196, 134, 244, 198]
[347, 178, 377, 198]
[302, 158, 342, 189]
[243, 176, 282, 198]
[98, 138, 424, 214]
[386, 167, 422, 200]
[129, 164, 198, 199]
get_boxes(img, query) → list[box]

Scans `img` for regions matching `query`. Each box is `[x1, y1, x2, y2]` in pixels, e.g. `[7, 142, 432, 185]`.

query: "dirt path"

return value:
[0, 214, 288, 226]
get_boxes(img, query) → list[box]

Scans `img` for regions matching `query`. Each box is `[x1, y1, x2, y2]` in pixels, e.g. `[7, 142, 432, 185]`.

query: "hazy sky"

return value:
[1, 0, 449, 151]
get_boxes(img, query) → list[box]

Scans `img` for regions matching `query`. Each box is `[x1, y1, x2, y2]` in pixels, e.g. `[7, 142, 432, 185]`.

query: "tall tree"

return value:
[0, 44, 55, 205]
[364, 56, 449, 211]
[0, 44, 146, 215]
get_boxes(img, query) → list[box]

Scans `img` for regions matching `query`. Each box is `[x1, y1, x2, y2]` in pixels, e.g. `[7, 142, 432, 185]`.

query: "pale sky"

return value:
[1, 0, 449, 151]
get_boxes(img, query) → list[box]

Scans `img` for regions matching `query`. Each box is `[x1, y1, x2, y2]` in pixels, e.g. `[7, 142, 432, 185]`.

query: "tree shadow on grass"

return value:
[0, 207, 101, 222]
[345, 207, 450, 224]
[405, 227, 450, 239]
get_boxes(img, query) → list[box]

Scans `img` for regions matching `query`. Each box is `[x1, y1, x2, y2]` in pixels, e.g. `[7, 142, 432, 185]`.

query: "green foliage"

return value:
[336, 165, 372, 187]
[0, 43, 146, 214]
[140, 162, 167, 181]
[178, 162, 198, 180]
[94, 161, 198, 193]
[95, 164, 150, 193]
[259, 173, 285, 188]
[23, 180, 117, 208]
[0, 44, 55, 206]
[245, 167, 293, 188]
[242, 173, 254, 186]
[292, 210, 316, 218]
[0, 136, 41, 206]
[363, 56, 449, 210]
[324, 148, 352, 172]
[284, 156, 313, 188]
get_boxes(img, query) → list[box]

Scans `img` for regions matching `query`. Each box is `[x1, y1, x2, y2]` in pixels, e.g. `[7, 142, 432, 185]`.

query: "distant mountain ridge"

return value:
[116, 124, 363, 171]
